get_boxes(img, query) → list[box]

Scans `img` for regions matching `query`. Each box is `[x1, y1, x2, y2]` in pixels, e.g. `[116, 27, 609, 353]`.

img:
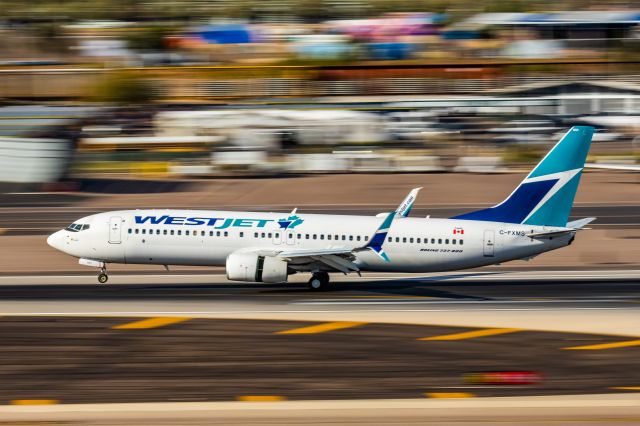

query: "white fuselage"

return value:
[47, 209, 573, 274]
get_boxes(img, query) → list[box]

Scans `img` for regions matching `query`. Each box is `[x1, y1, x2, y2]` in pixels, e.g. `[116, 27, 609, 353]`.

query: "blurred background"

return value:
[0, 0, 639, 187]
[0, 3, 639, 423]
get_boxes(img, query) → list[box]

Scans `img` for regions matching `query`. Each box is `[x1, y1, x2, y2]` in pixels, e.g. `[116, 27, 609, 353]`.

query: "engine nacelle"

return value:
[226, 252, 288, 283]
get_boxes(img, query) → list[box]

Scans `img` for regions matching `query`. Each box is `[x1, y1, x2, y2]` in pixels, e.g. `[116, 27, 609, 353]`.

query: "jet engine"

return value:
[226, 252, 288, 283]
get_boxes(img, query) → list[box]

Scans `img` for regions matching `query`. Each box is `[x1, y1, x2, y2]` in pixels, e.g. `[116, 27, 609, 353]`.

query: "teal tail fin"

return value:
[452, 126, 594, 227]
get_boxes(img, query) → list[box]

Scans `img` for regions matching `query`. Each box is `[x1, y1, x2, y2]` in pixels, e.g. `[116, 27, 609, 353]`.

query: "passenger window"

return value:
[395, 237, 399, 242]
[341, 235, 346, 241]
[320, 234, 324, 240]
[402, 237, 406, 243]
[349, 236, 353, 241]
[178, 230, 182, 236]
[438, 238, 442, 244]
[210, 231, 214, 236]
[170, 230, 174, 235]
[388, 237, 392, 243]
[460, 240, 464, 245]
[239, 232, 244, 238]
[335, 235, 339, 240]
[261, 232, 265, 238]
[410, 238, 414, 243]
[186, 230, 190, 236]
[275, 233, 279, 239]
[217, 231, 221, 237]
[357, 236, 361, 241]
[431, 238, 435, 244]
[445, 239, 449, 244]
[268, 233, 272, 238]
[313, 234, 317, 240]
[142, 229, 146, 235]
[305, 234, 309, 239]
[128, 229, 132, 234]
[327, 235, 331, 240]
[201, 231, 205, 236]
[224, 231, 228, 237]
[164, 230, 168, 235]
[254, 232, 258, 238]
[452, 239, 456, 244]
[297, 234, 301, 239]
[417, 238, 421, 243]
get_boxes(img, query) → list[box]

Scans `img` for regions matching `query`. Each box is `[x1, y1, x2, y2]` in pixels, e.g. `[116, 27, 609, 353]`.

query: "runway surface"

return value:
[0, 270, 638, 424]
[1, 204, 638, 235]
[0, 316, 637, 404]
[0, 270, 638, 336]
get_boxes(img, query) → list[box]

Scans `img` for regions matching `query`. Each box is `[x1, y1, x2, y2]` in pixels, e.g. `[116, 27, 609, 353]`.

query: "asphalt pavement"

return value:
[0, 316, 637, 404]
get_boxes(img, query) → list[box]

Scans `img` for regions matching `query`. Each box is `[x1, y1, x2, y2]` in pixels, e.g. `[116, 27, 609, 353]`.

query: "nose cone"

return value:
[47, 230, 65, 252]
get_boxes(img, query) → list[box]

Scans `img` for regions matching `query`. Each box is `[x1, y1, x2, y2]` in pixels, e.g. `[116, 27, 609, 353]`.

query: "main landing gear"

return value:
[97, 265, 108, 284]
[308, 272, 330, 291]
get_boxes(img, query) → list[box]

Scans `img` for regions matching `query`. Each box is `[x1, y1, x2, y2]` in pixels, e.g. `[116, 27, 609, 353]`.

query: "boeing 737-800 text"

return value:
[47, 126, 596, 290]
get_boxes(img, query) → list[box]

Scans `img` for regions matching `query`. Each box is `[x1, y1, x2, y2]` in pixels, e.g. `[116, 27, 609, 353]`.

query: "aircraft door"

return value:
[272, 231, 282, 245]
[483, 229, 494, 257]
[286, 231, 295, 245]
[109, 216, 122, 244]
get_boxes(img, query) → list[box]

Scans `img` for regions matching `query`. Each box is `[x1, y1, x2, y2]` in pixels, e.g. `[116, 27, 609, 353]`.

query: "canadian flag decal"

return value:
[453, 227, 464, 235]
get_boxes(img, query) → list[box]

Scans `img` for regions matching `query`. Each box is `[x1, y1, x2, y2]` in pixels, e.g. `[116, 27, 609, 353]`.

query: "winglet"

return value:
[396, 187, 422, 218]
[358, 211, 395, 262]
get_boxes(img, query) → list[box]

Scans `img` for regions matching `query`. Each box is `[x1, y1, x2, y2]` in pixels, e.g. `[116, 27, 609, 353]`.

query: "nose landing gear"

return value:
[97, 265, 108, 284]
[308, 272, 330, 291]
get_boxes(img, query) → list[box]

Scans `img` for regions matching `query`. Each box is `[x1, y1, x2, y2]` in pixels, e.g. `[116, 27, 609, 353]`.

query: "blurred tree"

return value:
[33, 23, 70, 54]
[484, 0, 525, 13]
[87, 73, 156, 105]
[292, 0, 332, 23]
[125, 26, 174, 51]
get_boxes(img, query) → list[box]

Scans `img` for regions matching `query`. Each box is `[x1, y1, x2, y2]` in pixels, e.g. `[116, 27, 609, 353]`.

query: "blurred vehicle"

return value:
[385, 111, 437, 141]
[487, 119, 559, 144]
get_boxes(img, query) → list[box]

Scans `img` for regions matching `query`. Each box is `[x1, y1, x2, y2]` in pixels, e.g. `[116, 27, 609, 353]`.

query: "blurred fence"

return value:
[2, 59, 640, 99]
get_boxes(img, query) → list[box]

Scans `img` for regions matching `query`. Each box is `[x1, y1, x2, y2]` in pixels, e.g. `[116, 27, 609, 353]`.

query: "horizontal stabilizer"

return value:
[526, 218, 596, 238]
[566, 217, 596, 229]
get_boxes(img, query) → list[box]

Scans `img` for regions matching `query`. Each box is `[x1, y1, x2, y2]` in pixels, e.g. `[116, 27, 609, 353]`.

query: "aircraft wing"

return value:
[276, 211, 397, 273]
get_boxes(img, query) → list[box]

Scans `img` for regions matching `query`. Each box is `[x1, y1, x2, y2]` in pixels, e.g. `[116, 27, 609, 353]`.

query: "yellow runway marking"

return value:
[564, 339, 640, 350]
[277, 321, 366, 334]
[425, 392, 475, 399]
[611, 387, 640, 391]
[11, 400, 59, 405]
[237, 395, 286, 402]
[112, 317, 190, 330]
[419, 328, 521, 341]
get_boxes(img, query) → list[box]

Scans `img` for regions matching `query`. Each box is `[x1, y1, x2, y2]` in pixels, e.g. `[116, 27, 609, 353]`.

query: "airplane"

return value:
[47, 126, 596, 291]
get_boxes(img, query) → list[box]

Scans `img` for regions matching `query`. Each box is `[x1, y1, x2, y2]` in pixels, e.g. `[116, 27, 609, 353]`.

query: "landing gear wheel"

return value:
[308, 272, 329, 291]
[98, 273, 108, 284]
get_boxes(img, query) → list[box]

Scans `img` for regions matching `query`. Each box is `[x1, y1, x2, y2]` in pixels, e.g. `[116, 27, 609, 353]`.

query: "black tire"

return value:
[308, 272, 329, 291]
[98, 273, 108, 284]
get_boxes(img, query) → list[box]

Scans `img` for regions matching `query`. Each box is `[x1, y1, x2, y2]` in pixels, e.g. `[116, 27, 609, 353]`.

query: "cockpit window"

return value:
[65, 223, 90, 232]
